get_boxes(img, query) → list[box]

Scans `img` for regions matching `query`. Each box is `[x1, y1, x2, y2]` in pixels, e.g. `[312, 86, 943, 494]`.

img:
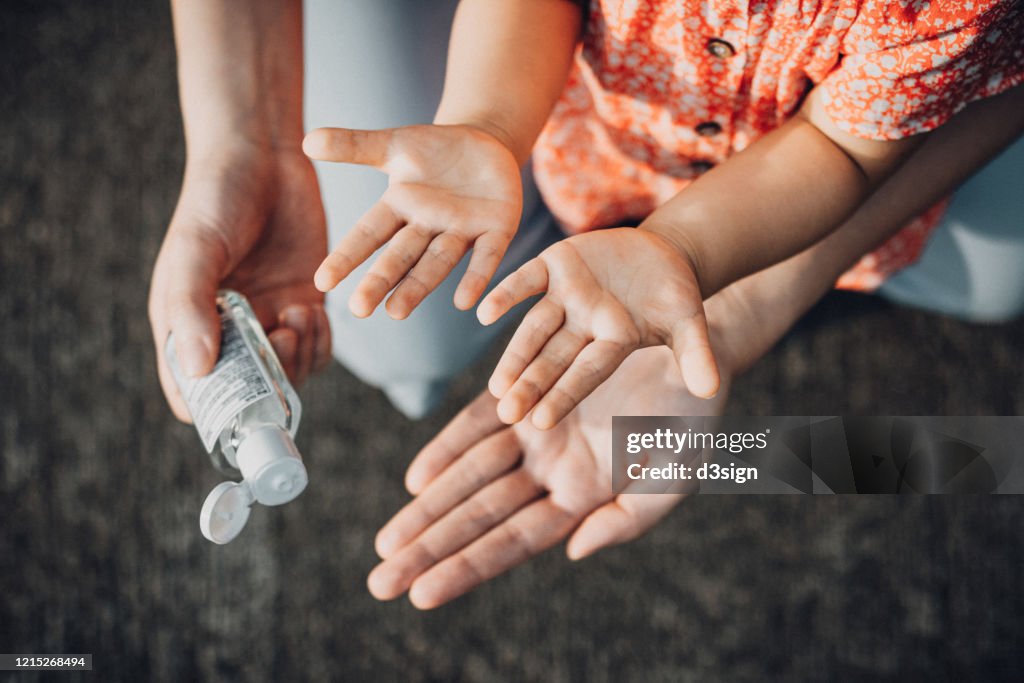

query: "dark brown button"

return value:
[706, 38, 736, 59]
[695, 121, 722, 137]
[691, 160, 714, 175]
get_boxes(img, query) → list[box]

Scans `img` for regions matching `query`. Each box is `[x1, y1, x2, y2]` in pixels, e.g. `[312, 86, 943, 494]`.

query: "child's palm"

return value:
[303, 124, 522, 318]
[478, 228, 719, 429]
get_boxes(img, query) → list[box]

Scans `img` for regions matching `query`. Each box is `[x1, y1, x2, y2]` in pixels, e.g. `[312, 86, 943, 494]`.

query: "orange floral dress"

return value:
[533, 0, 1023, 290]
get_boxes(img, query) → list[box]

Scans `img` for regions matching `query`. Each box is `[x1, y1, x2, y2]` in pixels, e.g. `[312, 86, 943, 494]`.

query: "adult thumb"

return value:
[150, 227, 225, 393]
[670, 313, 721, 399]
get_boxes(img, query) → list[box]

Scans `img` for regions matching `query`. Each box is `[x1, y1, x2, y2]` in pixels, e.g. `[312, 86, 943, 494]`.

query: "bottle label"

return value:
[167, 310, 274, 452]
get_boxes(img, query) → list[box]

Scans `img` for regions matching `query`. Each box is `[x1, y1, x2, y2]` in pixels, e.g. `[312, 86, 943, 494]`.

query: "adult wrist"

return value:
[184, 122, 304, 163]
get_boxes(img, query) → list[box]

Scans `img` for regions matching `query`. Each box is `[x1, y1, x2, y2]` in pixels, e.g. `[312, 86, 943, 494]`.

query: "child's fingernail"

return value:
[313, 268, 333, 292]
[487, 375, 507, 398]
[496, 398, 518, 424]
[348, 297, 370, 318]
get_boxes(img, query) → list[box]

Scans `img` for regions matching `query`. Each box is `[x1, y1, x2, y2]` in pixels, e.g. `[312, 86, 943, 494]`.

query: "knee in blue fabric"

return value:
[878, 135, 1024, 324]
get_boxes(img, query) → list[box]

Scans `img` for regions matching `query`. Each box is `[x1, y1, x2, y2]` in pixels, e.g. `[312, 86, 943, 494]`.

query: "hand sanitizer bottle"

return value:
[166, 289, 308, 544]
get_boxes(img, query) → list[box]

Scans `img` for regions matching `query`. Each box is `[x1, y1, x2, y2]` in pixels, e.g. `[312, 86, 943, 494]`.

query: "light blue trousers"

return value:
[304, 0, 1024, 418]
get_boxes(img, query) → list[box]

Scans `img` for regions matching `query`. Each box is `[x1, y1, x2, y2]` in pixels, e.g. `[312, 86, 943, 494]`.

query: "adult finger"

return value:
[311, 304, 333, 373]
[150, 227, 228, 422]
[375, 429, 522, 559]
[278, 304, 314, 386]
[268, 327, 298, 381]
[566, 491, 687, 561]
[670, 311, 720, 399]
[368, 468, 542, 600]
[406, 497, 580, 610]
[404, 391, 505, 495]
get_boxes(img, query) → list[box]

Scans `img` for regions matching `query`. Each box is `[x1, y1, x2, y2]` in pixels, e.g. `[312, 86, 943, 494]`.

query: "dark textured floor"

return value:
[2, 2, 1023, 682]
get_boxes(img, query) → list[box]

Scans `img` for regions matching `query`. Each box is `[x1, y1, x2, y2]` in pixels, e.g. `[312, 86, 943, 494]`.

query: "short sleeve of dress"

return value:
[818, 0, 1023, 140]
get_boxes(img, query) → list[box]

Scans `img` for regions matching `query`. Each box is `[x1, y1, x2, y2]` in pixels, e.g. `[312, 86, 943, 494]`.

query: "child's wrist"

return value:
[432, 112, 527, 165]
[638, 222, 710, 298]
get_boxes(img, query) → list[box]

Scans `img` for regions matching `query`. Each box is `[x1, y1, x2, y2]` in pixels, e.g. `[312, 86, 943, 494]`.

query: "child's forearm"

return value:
[706, 85, 1024, 375]
[171, 0, 304, 156]
[433, 0, 583, 165]
[642, 86, 923, 297]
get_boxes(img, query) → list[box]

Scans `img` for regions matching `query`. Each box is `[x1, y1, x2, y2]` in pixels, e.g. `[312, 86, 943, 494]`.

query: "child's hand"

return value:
[477, 228, 720, 429]
[303, 124, 522, 319]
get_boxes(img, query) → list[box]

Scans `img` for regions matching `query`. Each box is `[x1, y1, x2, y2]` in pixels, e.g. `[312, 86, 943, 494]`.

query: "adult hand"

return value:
[149, 143, 330, 422]
[368, 343, 732, 609]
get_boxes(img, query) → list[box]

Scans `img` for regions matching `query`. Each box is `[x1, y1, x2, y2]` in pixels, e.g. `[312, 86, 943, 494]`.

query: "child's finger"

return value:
[531, 339, 628, 430]
[454, 232, 512, 310]
[670, 312, 720, 399]
[386, 233, 469, 319]
[488, 297, 564, 398]
[358, 225, 434, 314]
[315, 202, 403, 291]
[477, 258, 550, 325]
[497, 327, 588, 425]
[302, 127, 393, 168]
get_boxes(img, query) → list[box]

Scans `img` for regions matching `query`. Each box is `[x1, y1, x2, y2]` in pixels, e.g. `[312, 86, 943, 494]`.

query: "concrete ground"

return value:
[1, 1, 1022, 681]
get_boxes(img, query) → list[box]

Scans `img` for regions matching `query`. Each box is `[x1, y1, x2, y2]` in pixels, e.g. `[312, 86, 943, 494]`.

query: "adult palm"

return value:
[368, 345, 731, 609]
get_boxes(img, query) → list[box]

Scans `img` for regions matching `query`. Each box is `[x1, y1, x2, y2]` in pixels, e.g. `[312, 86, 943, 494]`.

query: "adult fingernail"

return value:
[284, 307, 309, 331]
[404, 471, 424, 495]
[408, 581, 442, 611]
[566, 541, 593, 561]
[182, 336, 214, 377]
[367, 563, 405, 601]
[374, 529, 397, 558]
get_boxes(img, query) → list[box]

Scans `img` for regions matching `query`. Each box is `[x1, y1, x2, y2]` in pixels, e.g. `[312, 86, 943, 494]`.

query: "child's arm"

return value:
[304, 0, 581, 319]
[434, 0, 583, 165]
[365, 86, 1024, 610]
[477, 82, 1012, 429]
[639, 86, 924, 297]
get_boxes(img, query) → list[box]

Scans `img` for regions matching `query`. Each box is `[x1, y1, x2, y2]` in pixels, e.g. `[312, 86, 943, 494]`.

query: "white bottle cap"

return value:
[200, 481, 254, 544]
[198, 426, 308, 544]
[235, 426, 308, 506]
